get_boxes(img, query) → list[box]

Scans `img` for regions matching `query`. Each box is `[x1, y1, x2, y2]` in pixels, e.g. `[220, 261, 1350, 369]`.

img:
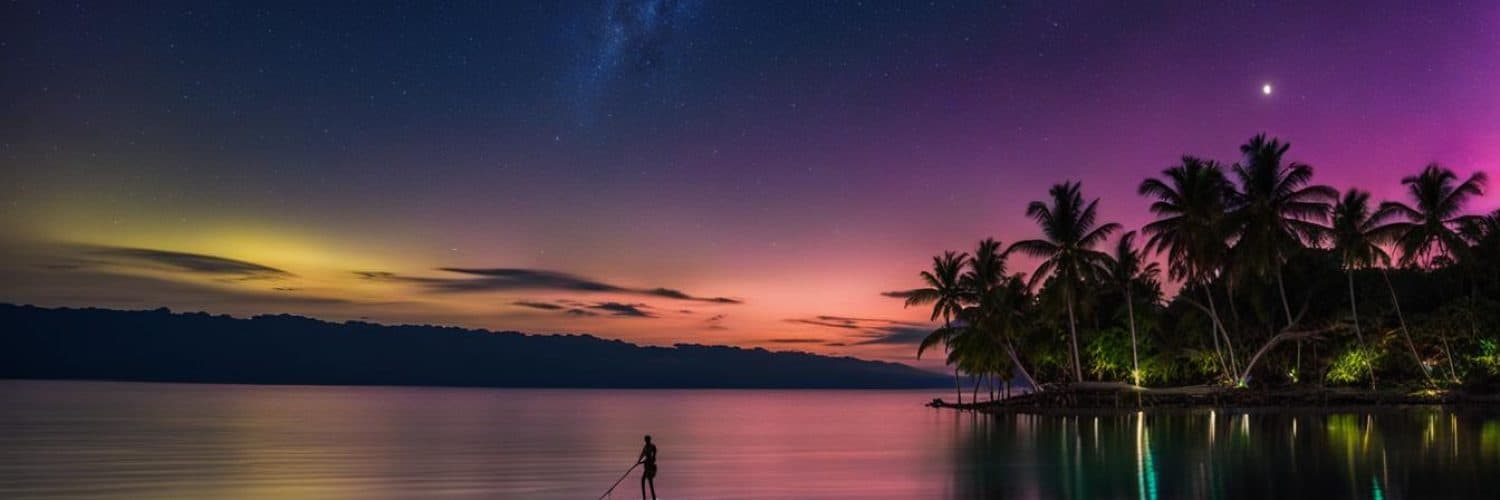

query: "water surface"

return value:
[1, 380, 1497, 498]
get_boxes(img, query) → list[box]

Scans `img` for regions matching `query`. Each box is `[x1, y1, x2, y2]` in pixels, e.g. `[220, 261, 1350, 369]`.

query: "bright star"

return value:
[1262, 83, 1273, 96]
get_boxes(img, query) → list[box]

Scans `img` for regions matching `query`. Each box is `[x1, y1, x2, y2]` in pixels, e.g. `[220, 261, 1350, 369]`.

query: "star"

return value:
[1262, 83, 1273, 96]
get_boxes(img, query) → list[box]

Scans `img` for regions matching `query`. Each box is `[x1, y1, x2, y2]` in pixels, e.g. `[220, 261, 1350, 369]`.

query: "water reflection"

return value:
[1136, 412, 1156, 500]
[1, 381, 1498, 499]
[953, 407, 1500, 499]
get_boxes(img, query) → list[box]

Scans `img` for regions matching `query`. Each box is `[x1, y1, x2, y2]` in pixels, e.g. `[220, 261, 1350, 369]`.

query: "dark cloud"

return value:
[787, 314, 934, 347]
[437, 268, 623, 292]
[508, 299, 660, 319]
[881, 289, 922, 299]
[643, 287, 743, 304]
[587, 302, 653, 317]
[704, 313, 727, 330]
[825, 342, 848, 347]
[786, 318, 862, 329]
[816, 315, 923, 327]
[787, 315, 924, 330]
[4, 267, 350, 310]
[850, 326, 931, 346]
[352, 267, 742, 304]
[90, 247, 289, 279]
[10, 246, 377, 313]
[765, 338, 826, 344]
[513, 300, 565, 311]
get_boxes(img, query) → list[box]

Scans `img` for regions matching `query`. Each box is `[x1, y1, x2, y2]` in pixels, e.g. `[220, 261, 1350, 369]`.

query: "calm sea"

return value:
[1, 380, 1497, 499]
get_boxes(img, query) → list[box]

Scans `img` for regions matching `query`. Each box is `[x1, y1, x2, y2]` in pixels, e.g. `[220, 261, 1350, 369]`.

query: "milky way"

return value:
[574, 0, 699, 123]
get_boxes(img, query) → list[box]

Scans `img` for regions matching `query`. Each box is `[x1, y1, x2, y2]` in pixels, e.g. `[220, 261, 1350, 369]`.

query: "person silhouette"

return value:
[638, 435, 657, 500]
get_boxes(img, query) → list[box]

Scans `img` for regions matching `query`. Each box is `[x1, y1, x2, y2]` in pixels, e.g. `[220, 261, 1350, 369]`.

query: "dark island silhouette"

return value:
[0, 303, 950, 389]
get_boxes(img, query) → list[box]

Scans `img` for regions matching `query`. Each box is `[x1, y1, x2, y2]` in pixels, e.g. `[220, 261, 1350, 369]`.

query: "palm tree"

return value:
[947, 321, 1008, 403]
[907, 250, 969, 404]
[1461, 209, 1500, 287]
[1231, 134, 1337, 320]
[959, 238, 1006, 396]
[962, 238, 1007, 298]
[1010, 181, 1121, 383]
[1229, 134, 1336, 379]
[1329, 189, 1393, 387]
[1378, 164, 1487, 382]
[1460, 209, 1500, 252]
[1103, 231, 1161, 386]
[1378, 164, 1489, 267]
[962, 239, 1040, 391]
[1139, 157, 1239, 382]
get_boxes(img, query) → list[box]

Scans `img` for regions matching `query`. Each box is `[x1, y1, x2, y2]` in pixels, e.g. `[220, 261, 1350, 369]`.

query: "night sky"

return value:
[2, 1, 1496, 365]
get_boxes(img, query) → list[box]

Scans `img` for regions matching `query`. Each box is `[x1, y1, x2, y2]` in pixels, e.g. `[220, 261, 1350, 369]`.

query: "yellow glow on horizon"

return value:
[5, 193, 943, 363]
[35, 215, 416, 281]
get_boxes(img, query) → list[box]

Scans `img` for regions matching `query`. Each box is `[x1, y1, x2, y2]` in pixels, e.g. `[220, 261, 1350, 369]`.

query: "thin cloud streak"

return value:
[86, 246, 290, 278]
[513, 300, 565, 311]
[787, 314, 935, 347]
[356, 267, 743, 304]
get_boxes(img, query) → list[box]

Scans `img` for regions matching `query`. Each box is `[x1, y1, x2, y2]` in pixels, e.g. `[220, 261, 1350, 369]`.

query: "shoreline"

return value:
[928, 383, 1500, 414]
[0, 377, 953, 391]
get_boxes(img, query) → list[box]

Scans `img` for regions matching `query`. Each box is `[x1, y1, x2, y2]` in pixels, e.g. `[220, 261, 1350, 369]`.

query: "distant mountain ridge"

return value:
[0, 304, 948, 389]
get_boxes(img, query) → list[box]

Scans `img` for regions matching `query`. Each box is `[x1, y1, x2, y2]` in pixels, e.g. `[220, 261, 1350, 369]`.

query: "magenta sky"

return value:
[1, 1, 1496, 367]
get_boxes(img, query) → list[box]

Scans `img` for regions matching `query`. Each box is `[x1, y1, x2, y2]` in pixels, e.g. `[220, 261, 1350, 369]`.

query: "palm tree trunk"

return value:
[1346, 270, 1364, 343]
[1206, 288, 1240, 377]
[1429, 269, 1462, 383]
[1438, 332, 1460, 383]
[1276, 267, 1296, 325]
[1227, 280, 1243, 334]
[1276, 267, 1300, 379]
[1126, 288, 1141, 386]
[1467, 268, 1480, 341]
[971, 374, 980, 403]
[1208, 322, 1230, 381]
[1066, 289, 1084, 383]
[944, 314, 961, 405]
[954, 369, 962, 405]
[1238, 329, 1319, 386]
[1381, 268, 1432, 385]
[989, 373, 996, 402]
[1346, 269, 1376, 390]
[1003, 340, 1040, 392]
[1200, 283, 1229, 381]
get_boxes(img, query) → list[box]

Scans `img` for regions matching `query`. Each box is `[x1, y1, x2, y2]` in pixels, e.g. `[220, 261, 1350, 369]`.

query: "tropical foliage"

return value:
[902, 135, 1497, 397]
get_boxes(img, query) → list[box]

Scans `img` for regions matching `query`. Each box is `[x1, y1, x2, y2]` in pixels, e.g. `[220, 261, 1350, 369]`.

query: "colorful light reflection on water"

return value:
[2, 381, 1498, 499]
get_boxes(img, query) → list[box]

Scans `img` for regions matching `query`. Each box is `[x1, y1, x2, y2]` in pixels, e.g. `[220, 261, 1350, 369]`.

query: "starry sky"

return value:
[2, 0, 1497, 367]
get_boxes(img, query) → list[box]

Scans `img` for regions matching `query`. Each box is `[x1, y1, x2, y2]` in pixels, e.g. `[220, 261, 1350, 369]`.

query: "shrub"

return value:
[1325, 345, 1381, 385]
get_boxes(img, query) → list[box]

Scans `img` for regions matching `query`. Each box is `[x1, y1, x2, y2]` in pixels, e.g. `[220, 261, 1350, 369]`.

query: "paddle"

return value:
[597, 462, 640, 499]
